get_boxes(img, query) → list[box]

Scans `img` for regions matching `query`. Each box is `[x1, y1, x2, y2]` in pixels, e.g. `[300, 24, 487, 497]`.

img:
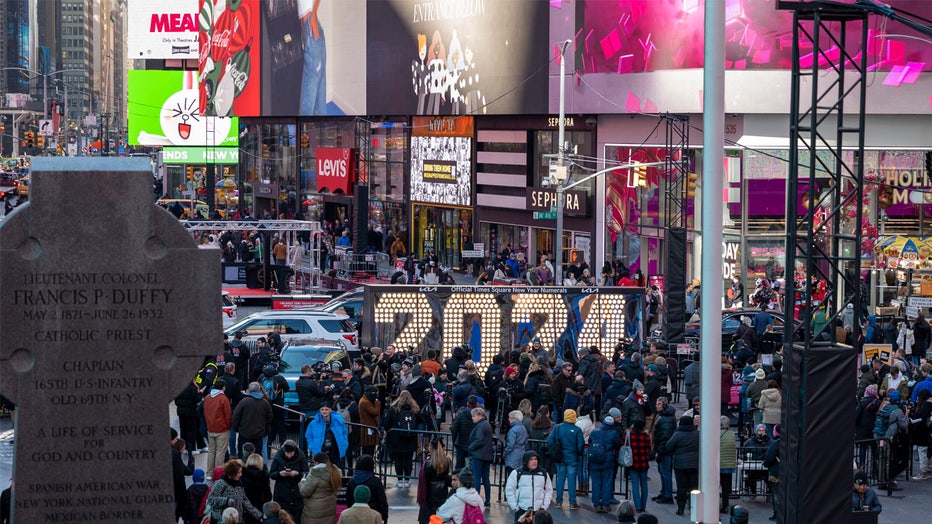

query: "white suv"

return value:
[224, 310, 359, 353]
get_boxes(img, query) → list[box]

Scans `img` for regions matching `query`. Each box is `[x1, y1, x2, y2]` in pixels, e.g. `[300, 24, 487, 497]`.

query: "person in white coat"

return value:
[505, 451, 553, 524]
[436, 467, 484, 524]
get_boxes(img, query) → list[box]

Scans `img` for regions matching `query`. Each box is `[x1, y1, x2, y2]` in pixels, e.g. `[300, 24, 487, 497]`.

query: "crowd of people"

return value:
[171, 304, 932, 523]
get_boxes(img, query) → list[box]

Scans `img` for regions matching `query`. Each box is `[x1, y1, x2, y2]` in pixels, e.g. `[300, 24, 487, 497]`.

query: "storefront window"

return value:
[240, 122, 297, 218]
[413, 205, 471, 268]
[369, 123, 408, 202]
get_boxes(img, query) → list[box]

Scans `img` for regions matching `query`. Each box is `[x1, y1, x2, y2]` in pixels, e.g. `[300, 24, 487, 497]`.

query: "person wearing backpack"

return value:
[874, 389, 909, 490]
[260, 364, 289, 456]
[505, 451, 553, 524]
[855, 385, 881, 470]
[546, 409, 585, 509]
[588, 417, 621, 513]
[383, 390, 422, 488]
[436, 467, 484, 524]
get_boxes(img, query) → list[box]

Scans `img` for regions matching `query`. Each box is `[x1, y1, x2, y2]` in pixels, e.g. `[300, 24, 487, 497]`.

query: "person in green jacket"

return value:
[811, 304, 832, 341]
[719, 416, 737, 514]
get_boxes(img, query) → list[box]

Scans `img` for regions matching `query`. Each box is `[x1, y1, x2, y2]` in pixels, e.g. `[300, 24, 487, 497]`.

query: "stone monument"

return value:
[0, 158, 218, 522]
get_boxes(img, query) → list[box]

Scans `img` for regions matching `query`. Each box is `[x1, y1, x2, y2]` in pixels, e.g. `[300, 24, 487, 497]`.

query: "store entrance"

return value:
[413, 205, 471, 268]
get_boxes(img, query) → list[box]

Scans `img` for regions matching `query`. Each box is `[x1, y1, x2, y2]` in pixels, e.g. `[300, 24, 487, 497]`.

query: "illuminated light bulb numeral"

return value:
[373, 293, 433, 350]
[443, 293, 501, 377]
[577, 295, 626, 353]
[512, 294, 567, 355]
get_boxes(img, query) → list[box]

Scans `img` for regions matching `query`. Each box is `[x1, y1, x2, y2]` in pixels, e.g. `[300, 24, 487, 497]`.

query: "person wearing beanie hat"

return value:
[635, 513, 659, 524]
[505, 451, 553, 521]
[855, 384, 883, 468]
[546, 406, 585, 509]
[185, 469, 210, 524]
[269, 439, 308, 521]
[620, 380, 648, 433]
[337, 484, 382, 524]
[345, 454, 389, 523]
[742, 424, 771, 500]
[660, 415, 700, 515]
[650, 396, 676, 504]
[588, 412, 623, 513]
[729, 504, 750, 524]
[745, 367, 768, 428]
[608, 407, 622, 420]
[436, 466, 483, 524]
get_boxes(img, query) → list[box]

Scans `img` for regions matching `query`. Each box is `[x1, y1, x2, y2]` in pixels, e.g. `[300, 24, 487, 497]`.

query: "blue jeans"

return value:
[555, 462, 578, 505]
[657, 454, 673, 499]
[471, 458, 491, 504]
[455, 447, 468, 471]
[630, 469, 648, 510]
[300, 20, 326, 115]
[590, 467, 614, 506]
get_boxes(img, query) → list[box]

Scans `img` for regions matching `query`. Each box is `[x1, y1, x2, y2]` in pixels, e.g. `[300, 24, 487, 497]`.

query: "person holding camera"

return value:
[505, 451, 553, 523]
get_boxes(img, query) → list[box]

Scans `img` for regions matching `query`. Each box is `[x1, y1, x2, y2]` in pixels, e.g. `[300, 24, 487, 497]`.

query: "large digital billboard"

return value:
[197, 0, 261, 117]
[128, 70, 238, 147]
[410, 136, 472, 206]
[128, 0, 199, 59]
[366, 0, 550, 115]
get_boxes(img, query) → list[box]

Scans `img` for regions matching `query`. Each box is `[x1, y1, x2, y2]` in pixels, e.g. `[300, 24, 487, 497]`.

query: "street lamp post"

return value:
[1, 67, 86, 149]
[554, 39, 572, 285]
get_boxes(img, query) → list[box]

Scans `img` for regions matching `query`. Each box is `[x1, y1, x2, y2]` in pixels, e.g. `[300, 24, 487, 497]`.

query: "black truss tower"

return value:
[778, 2, 868, 522]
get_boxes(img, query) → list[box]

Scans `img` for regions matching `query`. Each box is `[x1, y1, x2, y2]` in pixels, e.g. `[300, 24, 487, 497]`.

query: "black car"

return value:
[681, 309, 800, 352]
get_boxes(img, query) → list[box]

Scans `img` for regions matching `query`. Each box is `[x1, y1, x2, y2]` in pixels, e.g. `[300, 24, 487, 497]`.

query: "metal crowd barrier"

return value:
[335, 251, 391, 279]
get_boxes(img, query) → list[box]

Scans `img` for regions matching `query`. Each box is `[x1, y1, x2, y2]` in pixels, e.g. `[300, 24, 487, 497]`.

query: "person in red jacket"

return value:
[204, 381, 233, 479]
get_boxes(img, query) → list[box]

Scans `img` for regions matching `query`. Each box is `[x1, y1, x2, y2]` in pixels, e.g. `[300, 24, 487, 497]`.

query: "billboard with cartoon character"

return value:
[128, 70, 238, 147]
[366, 0, 550, 115]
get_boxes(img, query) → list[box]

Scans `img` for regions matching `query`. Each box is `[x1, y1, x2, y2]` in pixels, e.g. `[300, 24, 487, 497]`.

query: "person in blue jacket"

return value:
[305, 401, 348, 470]
[546, 409, 585, 509]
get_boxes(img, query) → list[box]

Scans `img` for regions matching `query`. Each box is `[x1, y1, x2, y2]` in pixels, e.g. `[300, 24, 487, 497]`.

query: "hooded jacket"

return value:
[346, 467, 389, 524]
[305, 411, 349, 459]
[661, 421, 700, 469]
[504, 451, 553, 512]
[232, 391, 273, 439]
[546, 420, 584, 465]
[651, 404, 677, 454]
[758, 388, 782, 425]
[436, 487, 483, 524]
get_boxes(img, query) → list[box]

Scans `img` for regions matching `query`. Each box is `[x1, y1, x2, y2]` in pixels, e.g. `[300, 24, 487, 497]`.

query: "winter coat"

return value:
[855, 396, 882, 440]
[451, 381, 476, 411]
[417, 456, 452, 522]
[468, 418, 495, 462]
[338, 504, 384, 524]
[504, 464, 553, 512]
[232, 392, 273, 440]
[523, 370, 550, 412]
[857, 371, 877, 399]
[269, 446, 309, 520]
[627, 429, 651, 472]
[758, 388, 782, 425]
[621, 394, 648, 430]
[546, 422, 584, 465]
[241, 465, 272, 522]
[357, 394, 381, 447]
[436, 487, 483, 524]
[504, 420, 529, 470]
[745, 379, 767, 407]
[651, 404, 677, 455]
[175, 383, 200, 419]
[661, 424, 700, 470]
[578, 353, 605, 394]
[204, 390, 232, 433]
[601, 377, 630, 414]
[299, 464, 338, 524]
[383, 406, 421, 453]
[720, 428, 737, 470]
[586, 425, 621, 471]
[851, 487, 882, 513]
[206, 477, 263, 523]
[305, 412, 349, 459]
[346, 470, 389, 524]
[743, 434, 771, 460]
[451, 408, 477, 451]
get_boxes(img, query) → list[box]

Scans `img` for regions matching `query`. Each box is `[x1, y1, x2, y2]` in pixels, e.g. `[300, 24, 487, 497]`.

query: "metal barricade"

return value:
[335, 250, 391, 279]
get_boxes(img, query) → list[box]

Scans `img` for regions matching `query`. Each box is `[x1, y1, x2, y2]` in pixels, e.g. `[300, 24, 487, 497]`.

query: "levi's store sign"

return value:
[526, 188, 588, 216]
[316, 148, 355, 195]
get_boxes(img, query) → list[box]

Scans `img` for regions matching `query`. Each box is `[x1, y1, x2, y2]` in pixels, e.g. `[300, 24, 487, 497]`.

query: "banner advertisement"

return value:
[363, 285, 644, 374]
[410, 136, 472, 206]
[367, 0, 549, 115]
[197, 0, 261, 117]
[128, 70, 238, 147]
[315, 147, 355, 194]
[128, 0, 199, 59]
[162, 147, 239, 164]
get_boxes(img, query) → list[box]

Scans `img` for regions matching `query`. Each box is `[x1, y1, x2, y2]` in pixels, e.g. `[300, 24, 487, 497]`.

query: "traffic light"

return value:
[36, 135, 45, 149]
[24, 131, 34, 149]
[686, 172, 698, 198]
[634, 163, 647, 187]
[300, 134, 310, 149]
[186, 166, 195, 182]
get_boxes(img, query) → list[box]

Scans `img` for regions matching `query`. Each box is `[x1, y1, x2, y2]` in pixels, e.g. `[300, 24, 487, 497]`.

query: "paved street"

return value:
[1, 403, 928, 523]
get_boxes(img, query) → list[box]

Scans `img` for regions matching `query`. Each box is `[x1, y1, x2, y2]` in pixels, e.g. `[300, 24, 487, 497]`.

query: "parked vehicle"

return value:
[224, 309, 359, 354]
